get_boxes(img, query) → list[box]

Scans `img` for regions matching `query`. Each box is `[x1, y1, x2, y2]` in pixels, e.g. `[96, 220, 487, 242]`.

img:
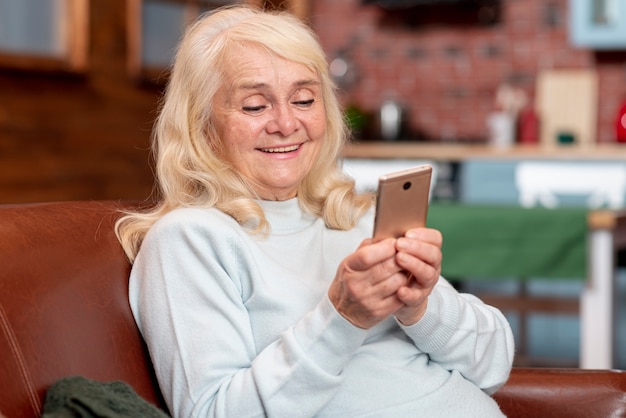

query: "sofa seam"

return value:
[0, 304, 41, 416]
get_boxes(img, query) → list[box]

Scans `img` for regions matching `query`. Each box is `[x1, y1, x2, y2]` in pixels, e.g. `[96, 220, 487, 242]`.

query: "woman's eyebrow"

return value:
[236, 79, 321, 91]
[294, 79, 321, 87]
[237, 82, 268, 91]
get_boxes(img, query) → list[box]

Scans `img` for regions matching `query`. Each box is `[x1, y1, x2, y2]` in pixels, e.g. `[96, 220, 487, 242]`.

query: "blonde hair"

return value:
[116, 5, 373, 262]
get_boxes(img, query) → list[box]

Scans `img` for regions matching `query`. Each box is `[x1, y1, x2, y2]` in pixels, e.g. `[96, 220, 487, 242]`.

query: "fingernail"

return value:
[405, 230, 419, 238]
[396, 238, 409, 250]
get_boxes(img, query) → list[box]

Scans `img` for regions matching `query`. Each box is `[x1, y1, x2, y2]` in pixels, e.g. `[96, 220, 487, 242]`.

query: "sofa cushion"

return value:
[0, 201, 165, 418]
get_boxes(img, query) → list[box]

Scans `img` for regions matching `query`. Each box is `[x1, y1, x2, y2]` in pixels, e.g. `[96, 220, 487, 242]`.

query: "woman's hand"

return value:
[328, 238, 409, 329]
[393, 227, 443, 326]
[328, 227, 443, 329]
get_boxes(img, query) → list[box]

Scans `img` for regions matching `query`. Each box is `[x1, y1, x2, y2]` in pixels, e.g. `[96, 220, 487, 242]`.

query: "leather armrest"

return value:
[494, 368, 626, 418]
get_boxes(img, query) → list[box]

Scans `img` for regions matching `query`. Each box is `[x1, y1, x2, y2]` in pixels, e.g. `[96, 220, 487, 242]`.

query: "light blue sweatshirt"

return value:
[130, 198, 514, 417]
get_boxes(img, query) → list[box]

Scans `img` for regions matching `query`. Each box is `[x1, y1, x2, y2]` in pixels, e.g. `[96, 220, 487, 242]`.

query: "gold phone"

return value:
[373, 165, 432, 240]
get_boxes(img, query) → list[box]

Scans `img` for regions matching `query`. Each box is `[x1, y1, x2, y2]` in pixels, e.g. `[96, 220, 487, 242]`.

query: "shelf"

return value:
[343, 141, 626, 161]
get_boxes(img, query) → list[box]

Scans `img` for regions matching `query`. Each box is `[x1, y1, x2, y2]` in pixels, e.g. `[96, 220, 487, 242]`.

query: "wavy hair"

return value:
[115, 5, 373, 262]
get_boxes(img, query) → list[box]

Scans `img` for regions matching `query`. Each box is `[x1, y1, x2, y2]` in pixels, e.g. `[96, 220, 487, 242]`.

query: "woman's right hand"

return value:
[327, 238, 409, 329]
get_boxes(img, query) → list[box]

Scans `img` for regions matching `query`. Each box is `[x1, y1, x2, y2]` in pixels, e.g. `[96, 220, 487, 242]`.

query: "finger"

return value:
[372, 271, 409, 299]
[396, 284, 428, 307]
[371, 279, 409, 317]
[395, 251, 440, 288]
[405, 227, 442, 247]
[347, 238, 397, 272]
[396, 237, 442, 270]
[332, 272, 407, 328]
[394, 285, 430, 325]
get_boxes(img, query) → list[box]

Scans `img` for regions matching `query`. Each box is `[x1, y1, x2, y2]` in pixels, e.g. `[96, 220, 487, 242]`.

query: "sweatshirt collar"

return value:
[257, 198, 317, 233]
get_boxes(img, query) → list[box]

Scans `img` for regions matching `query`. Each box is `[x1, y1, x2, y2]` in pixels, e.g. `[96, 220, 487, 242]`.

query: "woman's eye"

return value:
[242, 105, 266, 113]
[293, 99, 314, 107]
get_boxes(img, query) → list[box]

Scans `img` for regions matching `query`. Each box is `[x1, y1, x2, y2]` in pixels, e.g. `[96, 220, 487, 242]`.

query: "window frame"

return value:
[126, 0, 309, 83]
[0, 0, 89, 72]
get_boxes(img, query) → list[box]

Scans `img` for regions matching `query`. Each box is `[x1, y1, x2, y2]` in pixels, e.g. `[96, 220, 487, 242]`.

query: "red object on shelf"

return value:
[617, 101, 626, 143]
[517, 106, 539, 144]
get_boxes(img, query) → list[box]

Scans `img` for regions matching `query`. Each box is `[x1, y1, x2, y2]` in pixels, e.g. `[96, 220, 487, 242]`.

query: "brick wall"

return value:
[311, 0, 626, 143]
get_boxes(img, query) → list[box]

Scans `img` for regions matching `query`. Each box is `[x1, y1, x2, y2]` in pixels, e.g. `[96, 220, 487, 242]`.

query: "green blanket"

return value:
[428, 203, 588, 280]
[42, 376, 169, 418]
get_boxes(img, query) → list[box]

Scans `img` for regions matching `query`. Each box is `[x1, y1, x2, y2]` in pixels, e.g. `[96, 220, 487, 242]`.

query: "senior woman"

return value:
[116, 5, 514, 417]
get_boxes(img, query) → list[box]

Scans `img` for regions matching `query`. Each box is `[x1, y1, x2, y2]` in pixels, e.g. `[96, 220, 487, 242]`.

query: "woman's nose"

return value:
[266, 106, 298, 136]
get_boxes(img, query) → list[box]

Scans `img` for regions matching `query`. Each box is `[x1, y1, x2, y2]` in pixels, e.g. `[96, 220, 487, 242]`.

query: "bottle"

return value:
[517, 106, 539, 144]
[487, 111, 515, 148]
[616, 100, 626, 143]
[380, 100, 402, 141]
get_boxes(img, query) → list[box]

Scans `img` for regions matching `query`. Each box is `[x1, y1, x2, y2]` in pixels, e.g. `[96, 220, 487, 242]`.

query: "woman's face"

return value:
[212, 45, 327, 201]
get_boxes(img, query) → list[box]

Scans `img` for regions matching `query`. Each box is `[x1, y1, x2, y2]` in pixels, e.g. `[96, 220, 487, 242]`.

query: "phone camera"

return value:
[403, 181, 411, 190]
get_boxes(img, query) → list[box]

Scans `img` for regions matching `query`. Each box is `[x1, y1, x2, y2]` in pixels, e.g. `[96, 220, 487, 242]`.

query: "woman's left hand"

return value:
[392, 227, 443, 326]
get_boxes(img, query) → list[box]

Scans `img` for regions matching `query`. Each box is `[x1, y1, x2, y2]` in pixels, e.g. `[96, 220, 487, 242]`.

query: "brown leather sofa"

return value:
[1, 200, 625, 418]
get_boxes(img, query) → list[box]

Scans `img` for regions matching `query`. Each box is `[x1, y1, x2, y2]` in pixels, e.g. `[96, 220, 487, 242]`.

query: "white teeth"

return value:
[260, 144, 300, 153]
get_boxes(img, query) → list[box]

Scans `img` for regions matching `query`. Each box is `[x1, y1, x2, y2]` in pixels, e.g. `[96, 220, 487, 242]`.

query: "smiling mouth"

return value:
[259, 144, 301, 153]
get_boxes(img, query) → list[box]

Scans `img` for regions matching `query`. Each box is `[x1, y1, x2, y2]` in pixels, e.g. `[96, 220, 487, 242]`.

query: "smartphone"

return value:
[373, 165, 432, 240]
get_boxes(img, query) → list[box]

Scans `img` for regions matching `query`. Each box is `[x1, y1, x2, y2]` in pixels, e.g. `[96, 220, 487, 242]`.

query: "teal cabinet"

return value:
[569, 0, 626, 49]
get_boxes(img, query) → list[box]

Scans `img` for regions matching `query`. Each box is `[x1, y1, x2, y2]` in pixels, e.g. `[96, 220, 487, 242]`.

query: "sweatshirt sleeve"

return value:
[397, 278, 515, 394]
[129, 209, 368, 418]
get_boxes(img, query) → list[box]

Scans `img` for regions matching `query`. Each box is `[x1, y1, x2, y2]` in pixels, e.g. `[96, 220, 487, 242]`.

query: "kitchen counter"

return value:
[343, 141, 626, 161]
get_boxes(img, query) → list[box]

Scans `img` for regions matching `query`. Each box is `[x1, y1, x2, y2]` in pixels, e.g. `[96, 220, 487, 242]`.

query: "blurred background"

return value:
[1, 0, 624, 369]
[1, 0, 626, 202]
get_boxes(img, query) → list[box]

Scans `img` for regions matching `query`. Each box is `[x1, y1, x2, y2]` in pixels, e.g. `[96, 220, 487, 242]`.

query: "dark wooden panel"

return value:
[0, 0, 160, 204]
